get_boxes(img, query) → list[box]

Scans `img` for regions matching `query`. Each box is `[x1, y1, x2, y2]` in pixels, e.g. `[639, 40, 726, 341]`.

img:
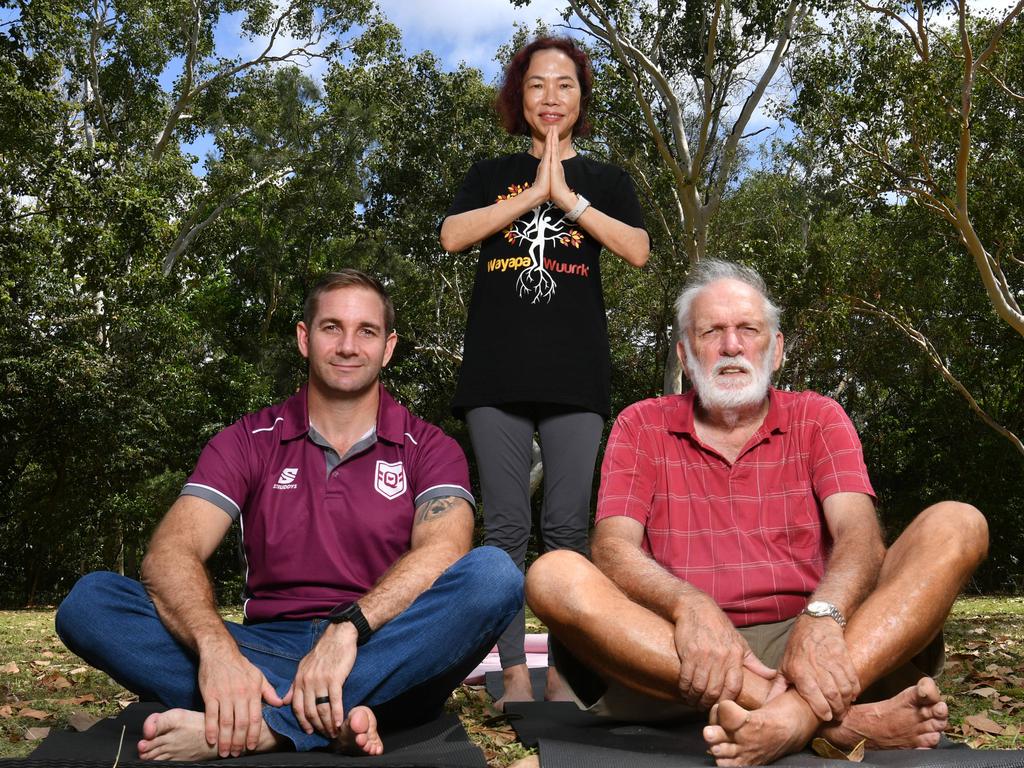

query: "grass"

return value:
[2, 598, 1022, 763]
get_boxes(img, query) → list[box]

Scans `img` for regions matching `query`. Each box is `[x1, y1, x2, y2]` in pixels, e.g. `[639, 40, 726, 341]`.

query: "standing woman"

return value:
[440, 37, 649, 707]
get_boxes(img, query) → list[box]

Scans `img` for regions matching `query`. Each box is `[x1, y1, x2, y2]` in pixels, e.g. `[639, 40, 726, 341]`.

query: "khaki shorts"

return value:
[551, 616, 945, 722]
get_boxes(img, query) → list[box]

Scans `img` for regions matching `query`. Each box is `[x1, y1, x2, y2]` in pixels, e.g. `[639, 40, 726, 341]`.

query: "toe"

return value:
[704, 725, 728, 745]
[716, 699, 752, 731]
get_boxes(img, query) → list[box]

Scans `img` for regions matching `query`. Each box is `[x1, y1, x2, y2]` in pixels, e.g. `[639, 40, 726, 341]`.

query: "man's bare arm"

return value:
[141, 495, 284, 756]
[780, 491, 886, 721]
[141, 495, 233, 651]
[361, 496, 475, 627]
[592, 517, 774, 708]
[291, 496, 474, 737]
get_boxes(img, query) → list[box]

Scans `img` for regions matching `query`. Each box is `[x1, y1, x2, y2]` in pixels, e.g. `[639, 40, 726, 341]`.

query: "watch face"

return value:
[806, 601, 829, 615]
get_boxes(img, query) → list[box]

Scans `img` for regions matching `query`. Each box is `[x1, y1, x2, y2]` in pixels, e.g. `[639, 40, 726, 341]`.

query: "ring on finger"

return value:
[314, 695, 330, 706]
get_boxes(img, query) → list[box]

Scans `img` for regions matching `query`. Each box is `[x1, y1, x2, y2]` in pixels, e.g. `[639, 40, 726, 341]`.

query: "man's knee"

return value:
[916, 501, 989, 565]
[524, 550, 591, 619]
[55, 571, 132, 648]
[449, 546, 524, 621]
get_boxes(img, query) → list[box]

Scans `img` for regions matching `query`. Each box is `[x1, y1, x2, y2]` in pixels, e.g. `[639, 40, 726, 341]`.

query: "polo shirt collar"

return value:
[666, 387, 788, 437]
[278, 383, 408, 446]
[281, 384, 312, 441]
[375, 384, 408, 445]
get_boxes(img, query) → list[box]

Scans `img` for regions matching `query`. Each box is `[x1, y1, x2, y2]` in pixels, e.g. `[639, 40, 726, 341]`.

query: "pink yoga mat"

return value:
[464, 633, 549, 684]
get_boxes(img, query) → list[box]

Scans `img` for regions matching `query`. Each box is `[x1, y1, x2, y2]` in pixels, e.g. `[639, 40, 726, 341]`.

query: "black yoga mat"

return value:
[503, 700, 1024, 768]
[4, 702, 486, 768]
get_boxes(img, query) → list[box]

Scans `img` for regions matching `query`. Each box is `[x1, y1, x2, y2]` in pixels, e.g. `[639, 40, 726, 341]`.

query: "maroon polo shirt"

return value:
[596, 388, 875, 627]
[181, 384, 474, 623]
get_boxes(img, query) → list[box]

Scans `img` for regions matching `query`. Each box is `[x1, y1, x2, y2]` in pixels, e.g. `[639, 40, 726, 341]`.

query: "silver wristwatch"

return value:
[802, 600, 847, 628]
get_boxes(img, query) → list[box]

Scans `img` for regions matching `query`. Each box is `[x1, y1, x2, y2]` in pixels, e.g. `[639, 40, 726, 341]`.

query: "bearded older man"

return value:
[525, 260, 988, 766]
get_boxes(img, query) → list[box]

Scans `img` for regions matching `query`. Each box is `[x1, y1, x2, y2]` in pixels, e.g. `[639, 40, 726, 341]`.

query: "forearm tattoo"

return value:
[416, 496, 458, 524]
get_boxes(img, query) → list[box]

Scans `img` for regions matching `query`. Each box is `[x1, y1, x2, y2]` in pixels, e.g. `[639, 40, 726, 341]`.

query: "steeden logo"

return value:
[273, 467, 299, 490]
[374, 460, 406, 500]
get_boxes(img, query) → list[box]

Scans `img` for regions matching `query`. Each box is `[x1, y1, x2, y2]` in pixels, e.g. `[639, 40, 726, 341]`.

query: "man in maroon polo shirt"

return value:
[56, 269, 522, 761]
[526, 260, 988, 766]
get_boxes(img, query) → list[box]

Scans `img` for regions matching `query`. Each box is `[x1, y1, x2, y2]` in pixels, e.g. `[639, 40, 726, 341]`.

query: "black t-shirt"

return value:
[445, 152, 646, 417]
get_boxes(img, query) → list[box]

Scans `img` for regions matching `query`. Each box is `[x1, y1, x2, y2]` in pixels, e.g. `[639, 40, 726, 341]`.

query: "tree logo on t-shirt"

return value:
[374, 460, 407, 500]
[498, 183, 582, 304]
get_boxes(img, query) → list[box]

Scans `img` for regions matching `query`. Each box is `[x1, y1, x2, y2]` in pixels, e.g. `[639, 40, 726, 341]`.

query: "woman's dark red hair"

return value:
[496, 36, 593, 138]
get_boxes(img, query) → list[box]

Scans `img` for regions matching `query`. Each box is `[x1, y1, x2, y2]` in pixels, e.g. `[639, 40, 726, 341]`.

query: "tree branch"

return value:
[706, 0, 806, 221]
[87, 0, 113, 139]
[163, 168, 292, 274]
[856, 0, 928, 62]
[854, 299, 1024, 458]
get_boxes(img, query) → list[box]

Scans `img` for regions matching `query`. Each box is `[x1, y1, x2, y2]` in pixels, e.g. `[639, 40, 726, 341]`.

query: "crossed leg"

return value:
[527, 502, 988, 765]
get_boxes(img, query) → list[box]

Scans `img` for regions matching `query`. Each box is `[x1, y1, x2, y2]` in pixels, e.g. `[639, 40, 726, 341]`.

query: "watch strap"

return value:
[564, 194, 591, 223]
[327, 602, 374, 645]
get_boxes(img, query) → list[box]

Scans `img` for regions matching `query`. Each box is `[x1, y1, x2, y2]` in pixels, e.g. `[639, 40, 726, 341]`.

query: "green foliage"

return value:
[2, 0, 1023, 606]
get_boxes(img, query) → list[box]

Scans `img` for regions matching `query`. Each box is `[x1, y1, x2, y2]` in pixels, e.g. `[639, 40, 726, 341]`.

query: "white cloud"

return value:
[377, 0, 570, 78]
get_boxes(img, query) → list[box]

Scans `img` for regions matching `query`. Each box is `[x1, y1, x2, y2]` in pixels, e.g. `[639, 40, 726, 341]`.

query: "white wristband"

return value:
[564, 194, 591, 223]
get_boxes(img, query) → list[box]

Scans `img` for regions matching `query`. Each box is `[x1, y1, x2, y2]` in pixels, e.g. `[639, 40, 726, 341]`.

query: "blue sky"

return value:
[172, 0, 572, 171]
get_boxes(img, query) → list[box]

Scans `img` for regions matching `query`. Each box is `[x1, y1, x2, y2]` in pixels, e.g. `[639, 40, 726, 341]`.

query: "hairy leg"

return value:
[703, 502, 987, 764]
[526, 551, 773, 710]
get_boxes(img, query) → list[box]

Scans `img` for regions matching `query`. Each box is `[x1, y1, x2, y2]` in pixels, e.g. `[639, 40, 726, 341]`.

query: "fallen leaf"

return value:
[946, 651, 980, 661]
[811, 737, 866, 761]
[24, 727, 50, 741]
[54, 694, 96, 706]
[68, 667, 88, 676]
[968, 687, 998, 698]
[31, 660, 50, 668]
[0, 663, 19, 674]
[40, 651, 54, 659]
[0, 705, 12, 718]
[40, 673, 72, 691]
[18, 708, 50, 721]
[68, 712, 101, 732]
[116, 700, 131, 710]
[964, 714, 1004, 735]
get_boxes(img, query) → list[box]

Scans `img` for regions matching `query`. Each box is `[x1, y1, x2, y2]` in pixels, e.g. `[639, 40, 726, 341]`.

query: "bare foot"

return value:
[333, 706, 382, 756]
[544, 666, 573, 702]
[137, 708, 278, 761]
[494, 663, 534, 711]
[703, 693, 818, 766]
[820, 678, 948, 750]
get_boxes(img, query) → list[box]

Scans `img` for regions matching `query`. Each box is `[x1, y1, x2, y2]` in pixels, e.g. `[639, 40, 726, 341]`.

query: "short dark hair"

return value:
[496, 36, 593, 138]
[303, 269, 395, 333]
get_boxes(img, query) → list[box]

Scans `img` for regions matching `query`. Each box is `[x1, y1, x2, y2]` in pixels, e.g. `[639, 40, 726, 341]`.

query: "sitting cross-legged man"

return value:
[56, 269, 523, 761]
[526, 259, 988, 766]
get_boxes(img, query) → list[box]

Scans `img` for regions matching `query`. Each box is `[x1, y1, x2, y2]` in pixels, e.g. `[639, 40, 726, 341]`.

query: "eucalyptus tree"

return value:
[788, 2, 1024, 458]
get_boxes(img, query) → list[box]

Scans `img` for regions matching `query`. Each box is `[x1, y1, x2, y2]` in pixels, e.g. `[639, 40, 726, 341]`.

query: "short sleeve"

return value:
[602, 166, 646, 231]
[407, 427, 476, 510]
[443, 161, 486, 220]
[180, 423, 254, 520]
[595, 406, 655, 525]
[807, 397, 875, 502]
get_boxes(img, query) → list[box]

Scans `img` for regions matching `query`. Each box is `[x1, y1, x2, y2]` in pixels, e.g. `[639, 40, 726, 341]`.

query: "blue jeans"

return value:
[55, 546, 522, 751]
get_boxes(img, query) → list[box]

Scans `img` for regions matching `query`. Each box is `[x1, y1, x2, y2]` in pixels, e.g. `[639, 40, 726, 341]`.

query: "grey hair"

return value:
[674, 259, 781, 338]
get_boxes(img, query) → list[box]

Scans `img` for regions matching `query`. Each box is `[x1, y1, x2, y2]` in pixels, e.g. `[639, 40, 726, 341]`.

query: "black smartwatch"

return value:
[327, 602, 373, 645]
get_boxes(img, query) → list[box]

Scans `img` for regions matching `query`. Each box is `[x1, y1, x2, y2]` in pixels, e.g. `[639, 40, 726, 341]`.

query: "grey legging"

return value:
[466, 404, 604, 668]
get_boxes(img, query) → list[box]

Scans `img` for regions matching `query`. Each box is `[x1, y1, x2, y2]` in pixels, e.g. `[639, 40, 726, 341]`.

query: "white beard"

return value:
[683, 337, 776, 412]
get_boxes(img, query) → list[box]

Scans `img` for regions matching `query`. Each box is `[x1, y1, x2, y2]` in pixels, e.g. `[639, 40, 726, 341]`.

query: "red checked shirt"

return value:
[596, 388, 875, 627]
